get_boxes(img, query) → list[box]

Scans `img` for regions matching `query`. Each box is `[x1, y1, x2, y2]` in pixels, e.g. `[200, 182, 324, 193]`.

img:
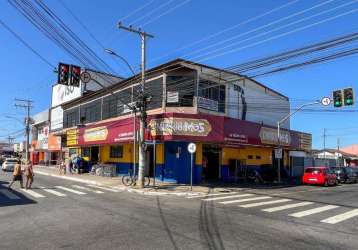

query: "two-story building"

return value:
[60, 59, 312, 184]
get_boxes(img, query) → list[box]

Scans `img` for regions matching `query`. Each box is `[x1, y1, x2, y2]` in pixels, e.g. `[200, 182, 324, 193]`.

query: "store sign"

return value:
[50, 106, 64, 131]
[83, 127, 108, 142]
[48, 134, 61, 151]
[299, 133, 312, 151]
[259, 127, 291, 146]
[197, 97, 219, 112]
[149, 118, 212, 137]
[66, 129, 78, 146]
[52, 84, 82, 107]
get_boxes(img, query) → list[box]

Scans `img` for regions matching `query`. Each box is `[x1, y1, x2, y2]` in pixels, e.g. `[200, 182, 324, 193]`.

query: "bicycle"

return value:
[122, 171, 150, 187]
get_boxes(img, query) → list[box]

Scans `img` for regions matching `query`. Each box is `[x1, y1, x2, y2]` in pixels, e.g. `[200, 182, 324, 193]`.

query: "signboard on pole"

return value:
[188, 143, 197, 154]
[188, 142, 196, 191]
[275, 148, 282, 159]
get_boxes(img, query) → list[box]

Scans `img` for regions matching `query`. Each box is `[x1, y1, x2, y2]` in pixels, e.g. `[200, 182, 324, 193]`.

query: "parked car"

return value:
[302, 167, 338, 186]
[332, 167, 357, 184]
[1, 158, 20, 172]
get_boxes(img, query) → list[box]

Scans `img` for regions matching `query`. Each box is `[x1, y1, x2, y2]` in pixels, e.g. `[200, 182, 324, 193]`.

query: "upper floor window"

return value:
[166, 75, 194, 107]
[198, 79, 226, 113]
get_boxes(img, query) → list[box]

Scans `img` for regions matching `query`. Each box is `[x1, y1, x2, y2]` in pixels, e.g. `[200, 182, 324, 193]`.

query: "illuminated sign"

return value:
[83, 127, 108, 142]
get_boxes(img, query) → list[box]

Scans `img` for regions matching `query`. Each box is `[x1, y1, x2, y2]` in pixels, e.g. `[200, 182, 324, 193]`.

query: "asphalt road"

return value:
[0, 171, 358, 250]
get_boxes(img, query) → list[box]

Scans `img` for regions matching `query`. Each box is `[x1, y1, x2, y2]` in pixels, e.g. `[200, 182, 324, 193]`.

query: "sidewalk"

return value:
[33, 165, 299, 196]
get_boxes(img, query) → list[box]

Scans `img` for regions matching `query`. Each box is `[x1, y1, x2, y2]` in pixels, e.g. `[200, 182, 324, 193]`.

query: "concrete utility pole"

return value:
[15, 98, 33, 162]
[337, 137, 340, 167]
[118, 22, 154, 188]
[323, 128, 327, 166]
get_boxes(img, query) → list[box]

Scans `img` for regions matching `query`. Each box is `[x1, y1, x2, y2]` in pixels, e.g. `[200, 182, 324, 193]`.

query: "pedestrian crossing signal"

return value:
[343, 88, 354, 106]
[333, 90, 343, 108]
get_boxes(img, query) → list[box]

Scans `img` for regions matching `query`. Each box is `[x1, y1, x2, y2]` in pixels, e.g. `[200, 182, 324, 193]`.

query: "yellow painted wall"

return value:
[222, 147, 272, 165]
[195, 143, 202, 165]
[100, 144, 132, 163]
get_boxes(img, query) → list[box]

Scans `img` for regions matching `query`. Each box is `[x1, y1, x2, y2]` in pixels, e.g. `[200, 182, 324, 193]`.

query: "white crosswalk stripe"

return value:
[202, 194, 253, 201]
[219, 196, 271, 205]
[72, 185, 104, 194]
[0, 189, 21, 200]
[239, 199, 291, 208]
[55, 186, 86, 195]
[262, 202, 314, 212]
[87, 185, 120, 193]
[289, 205, 339, 218]
[187, 192, 238, 199]
[22, 189, 46, 198]
[39, 187, 67, 197]
[321, 209, 358, 224]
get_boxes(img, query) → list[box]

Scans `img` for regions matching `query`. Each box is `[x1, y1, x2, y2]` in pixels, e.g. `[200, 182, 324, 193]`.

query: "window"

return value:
[66, 111, 77, 127]
[248, 155, 253, 159]
[198, 79, 226, 113]
[82, 147, 90, 158]
[69, 148, 77, 157]
[256, 155, 261, 160]
[166, 75, 194, 107]
[110, 145, 123, 158]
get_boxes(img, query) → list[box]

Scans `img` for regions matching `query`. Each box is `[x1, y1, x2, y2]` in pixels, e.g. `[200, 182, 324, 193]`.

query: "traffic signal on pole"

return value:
[70, 65, 81, 87]
[343, 87, 354, 106]
[58, 63, 70, 85]
[333, 90, 343, 108]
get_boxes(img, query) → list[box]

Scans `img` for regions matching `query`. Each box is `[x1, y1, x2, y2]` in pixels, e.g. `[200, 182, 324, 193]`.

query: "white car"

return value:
[1, 158, 20, 172]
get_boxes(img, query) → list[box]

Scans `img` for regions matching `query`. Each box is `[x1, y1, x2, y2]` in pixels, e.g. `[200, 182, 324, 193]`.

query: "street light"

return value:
[276, 100, 321, 183]
[104, 48, 136, 76]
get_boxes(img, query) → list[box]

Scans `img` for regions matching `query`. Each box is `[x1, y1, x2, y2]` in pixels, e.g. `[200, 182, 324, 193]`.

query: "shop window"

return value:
[82, 147, 90, 158]
[248, 155, 253, 159]
[69, 148, 77, 157]
[110, 145, 123, 158]
[256, 155, 261, 160]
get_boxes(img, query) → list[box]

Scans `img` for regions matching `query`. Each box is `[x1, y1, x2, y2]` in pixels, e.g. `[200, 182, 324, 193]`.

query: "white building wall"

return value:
[227, 78, 290, 129]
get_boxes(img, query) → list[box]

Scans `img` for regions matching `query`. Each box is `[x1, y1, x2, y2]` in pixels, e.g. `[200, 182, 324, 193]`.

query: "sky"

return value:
[0, 0, 357, 149]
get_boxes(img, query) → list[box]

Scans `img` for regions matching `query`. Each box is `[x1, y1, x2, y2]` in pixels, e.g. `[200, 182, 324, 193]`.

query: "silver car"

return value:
[1, 158, 20, 172]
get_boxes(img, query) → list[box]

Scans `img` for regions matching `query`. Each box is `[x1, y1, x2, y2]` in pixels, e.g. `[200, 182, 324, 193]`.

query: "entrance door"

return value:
[202, 145, 221, 182]
[91, 146, 99, 163]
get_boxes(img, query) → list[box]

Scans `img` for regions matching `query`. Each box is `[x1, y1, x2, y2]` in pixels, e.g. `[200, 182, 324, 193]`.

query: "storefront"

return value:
[63, 112, 311, 184]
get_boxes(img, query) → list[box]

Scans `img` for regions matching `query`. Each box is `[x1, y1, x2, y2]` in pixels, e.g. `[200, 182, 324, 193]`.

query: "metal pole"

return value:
[133, 110, 136, 177]
[190, 153, 193, 191]
[153, 140, 156, 187]
[26, 103, 30, 162]
[323, 128, 326, 166]
[277, 121, 281, 183]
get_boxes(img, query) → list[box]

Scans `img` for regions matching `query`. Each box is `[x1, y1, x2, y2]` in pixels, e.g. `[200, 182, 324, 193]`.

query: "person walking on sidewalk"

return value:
[8, 161, 24, 189]
[24, 160, 34, 189]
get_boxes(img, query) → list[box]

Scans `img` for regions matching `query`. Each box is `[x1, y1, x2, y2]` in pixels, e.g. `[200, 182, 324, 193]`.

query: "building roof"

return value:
[341, 144, 358, 156]
[312, 148, 357, 157]
[62, 58, 289, 109]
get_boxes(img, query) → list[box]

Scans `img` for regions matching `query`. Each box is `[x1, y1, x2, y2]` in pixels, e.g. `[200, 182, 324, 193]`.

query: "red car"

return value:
[302, 167, 338, 186]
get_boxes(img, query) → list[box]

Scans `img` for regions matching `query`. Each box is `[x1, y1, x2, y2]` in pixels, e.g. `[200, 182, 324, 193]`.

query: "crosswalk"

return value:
[0, 184, 121, 201]
[188, 191, 358, 226]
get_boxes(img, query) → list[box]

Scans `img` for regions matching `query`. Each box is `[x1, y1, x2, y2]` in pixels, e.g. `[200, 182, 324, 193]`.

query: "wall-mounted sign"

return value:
[66, 129, 78, 146]
[197, 97, 219, 112]
[52, 84, 82, 107]
[36, 125, 49, 150]
[83, 127, 108, 142]
[259, 127, 291, 146]
[167, 91, 179, 103]
[50, 106, 64, 131]
[299, 133, 312, 151]
[149, 118, 212, 137]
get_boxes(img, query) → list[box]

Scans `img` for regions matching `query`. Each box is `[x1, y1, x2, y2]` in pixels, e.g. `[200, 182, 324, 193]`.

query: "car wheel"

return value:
[324, 180, 328, 187]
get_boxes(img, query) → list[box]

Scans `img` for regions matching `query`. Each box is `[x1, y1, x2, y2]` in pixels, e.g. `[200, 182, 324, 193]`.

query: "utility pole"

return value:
[118, 22, 154, 188]
[15, 98, 33, 162]
[323, 128, 327, 166]
[337, 137, 341, 167]
[7, 136, 15, 148]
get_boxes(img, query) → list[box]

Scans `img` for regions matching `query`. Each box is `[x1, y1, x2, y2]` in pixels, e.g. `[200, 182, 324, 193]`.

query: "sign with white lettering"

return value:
[149, 118, 212, 137]
[197, 97, 219, 112]
[259, 127, 291, 146]
[52, 84, 82, 107]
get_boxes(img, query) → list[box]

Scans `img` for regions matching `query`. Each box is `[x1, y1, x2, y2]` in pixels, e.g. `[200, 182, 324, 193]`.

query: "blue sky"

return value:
[0, 0, 357, 149]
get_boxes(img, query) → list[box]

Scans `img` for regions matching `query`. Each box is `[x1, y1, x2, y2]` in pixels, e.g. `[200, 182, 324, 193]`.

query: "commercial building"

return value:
[59, 59, 311, 184]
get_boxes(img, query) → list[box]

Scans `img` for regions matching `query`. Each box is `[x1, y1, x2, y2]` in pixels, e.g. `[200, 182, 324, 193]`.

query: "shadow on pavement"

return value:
[0, 180, 36, 207]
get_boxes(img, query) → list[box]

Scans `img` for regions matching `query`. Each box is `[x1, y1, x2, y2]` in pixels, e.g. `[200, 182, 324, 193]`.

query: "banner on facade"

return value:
[259, 127, 291, 146]
[66, 129, 78, 146]
[148, 117, 212, 137]
[83, 127, 108, 142]
[197, 97, 219, 112]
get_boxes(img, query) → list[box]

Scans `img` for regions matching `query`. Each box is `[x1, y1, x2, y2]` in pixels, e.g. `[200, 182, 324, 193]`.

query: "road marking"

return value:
[0, 189, 20, 200]
[219, 196, 271, 205]
[39, 187, 67, 197]
[72, 185, 104, 194]
[22, 189, 46, 198]
[321, 209, 358, 224]
[187, 192, 238, 199]
[262, 202, 314, 212]
[289, 205, 339, 218]
[55, 186, 86, 195]
[239, 199, 291, 208]
[202, 194, 253, 201]
[87, 185, 120, 192]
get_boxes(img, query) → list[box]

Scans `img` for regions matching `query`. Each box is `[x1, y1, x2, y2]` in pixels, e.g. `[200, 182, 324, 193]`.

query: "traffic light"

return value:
[333, 90, 343, 107]
[343, 87, 354, 106]
[70, 65, 81, 87]
[58, 63, 70, 85]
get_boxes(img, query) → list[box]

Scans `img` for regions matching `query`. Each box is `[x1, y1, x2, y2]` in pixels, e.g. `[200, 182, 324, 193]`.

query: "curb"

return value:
[34, 170, 105, 186]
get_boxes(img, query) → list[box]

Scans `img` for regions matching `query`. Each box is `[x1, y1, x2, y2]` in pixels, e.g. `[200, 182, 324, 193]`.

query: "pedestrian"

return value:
[8, 161, 24, 189]
[65, 158, 72, 175]
[25, 160, 34, 189]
